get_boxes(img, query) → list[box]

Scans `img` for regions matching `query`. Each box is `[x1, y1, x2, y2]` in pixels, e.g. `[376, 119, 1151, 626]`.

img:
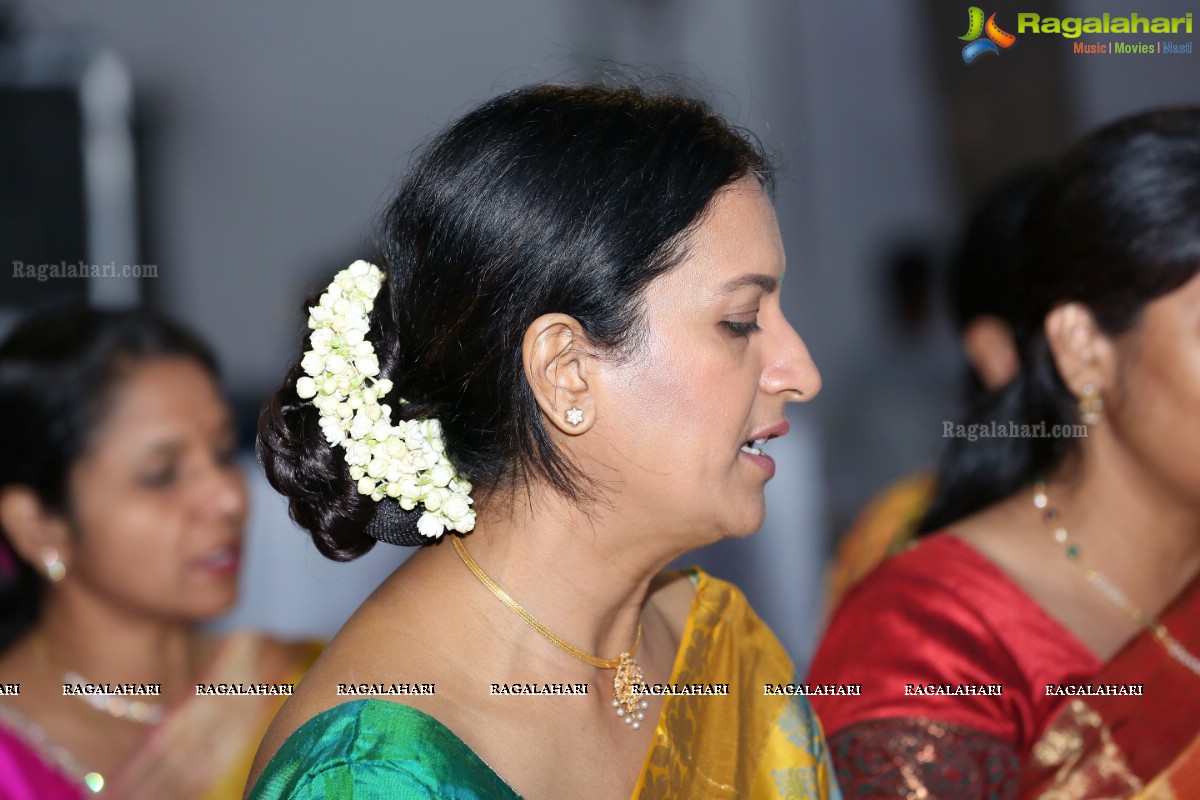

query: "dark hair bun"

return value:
[257, 275, 406, 559]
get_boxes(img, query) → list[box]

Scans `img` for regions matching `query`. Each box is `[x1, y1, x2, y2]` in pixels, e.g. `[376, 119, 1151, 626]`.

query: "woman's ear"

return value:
[1044, 302, 1116, 399]
[962, 316, 1019, 390]
[522, 313, 597, 435]
[0, 486, 73, 580]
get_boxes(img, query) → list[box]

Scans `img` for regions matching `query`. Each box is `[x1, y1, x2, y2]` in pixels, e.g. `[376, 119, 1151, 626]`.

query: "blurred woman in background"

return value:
[808, 108, 1200, 798]
[0, 309, 320, 799]
[825, 167, 1043, 610]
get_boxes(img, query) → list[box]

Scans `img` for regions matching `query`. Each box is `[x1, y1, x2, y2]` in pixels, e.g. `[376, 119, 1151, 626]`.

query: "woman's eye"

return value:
[140, 464, 177, 489]
[722, 319, 761, 338]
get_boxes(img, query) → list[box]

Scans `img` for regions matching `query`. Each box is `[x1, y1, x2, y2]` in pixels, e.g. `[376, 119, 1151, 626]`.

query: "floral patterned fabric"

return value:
[633, 569, 842, 799]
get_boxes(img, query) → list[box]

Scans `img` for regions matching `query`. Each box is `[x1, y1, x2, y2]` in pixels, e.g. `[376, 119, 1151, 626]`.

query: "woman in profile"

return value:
[0, 309, 321, 799]
[247, 83, 841, 799]
[808, 108, 1200, 798]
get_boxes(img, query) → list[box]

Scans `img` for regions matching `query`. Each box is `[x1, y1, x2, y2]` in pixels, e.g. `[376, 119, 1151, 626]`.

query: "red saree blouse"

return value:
[806, 533, 1200, 798]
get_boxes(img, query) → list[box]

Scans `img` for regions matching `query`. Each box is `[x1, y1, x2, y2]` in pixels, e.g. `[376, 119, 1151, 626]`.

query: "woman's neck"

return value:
[1046, 448, 1200, 606]
[35, 590, 201, 696]
[431, 486, 682, 666]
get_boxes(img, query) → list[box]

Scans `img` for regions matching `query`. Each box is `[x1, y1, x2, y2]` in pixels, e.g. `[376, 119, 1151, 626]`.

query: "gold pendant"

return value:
[611, 652, 648, 730]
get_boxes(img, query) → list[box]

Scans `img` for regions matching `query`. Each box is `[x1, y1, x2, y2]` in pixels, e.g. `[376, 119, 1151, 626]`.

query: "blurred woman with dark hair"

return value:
[246, 82, 842, 799]
[0, 309, 320, 799]
[808, 108, 1200, 798]
[825, 167, 1045, 610]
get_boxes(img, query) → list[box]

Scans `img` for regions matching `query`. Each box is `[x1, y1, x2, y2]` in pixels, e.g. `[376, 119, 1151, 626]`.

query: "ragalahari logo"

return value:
[960, 7, 1017, 62]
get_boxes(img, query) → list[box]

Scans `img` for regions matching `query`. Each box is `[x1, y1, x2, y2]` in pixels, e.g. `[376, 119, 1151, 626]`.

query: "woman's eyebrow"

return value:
[716, 274, 779, 296]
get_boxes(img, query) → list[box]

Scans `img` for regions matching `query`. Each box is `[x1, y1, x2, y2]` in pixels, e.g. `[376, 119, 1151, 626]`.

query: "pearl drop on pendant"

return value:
[632, 721, 641, 730]
[616, 708, 625, 717]
[612, 699, 619, 708]
[640, 700, 649, 709]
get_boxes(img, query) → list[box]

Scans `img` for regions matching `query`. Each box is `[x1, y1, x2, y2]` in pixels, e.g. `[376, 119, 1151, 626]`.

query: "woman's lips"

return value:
[739, 446, 776, 478]
[194, 545, 241, 576]
[739, 418, 787, 478]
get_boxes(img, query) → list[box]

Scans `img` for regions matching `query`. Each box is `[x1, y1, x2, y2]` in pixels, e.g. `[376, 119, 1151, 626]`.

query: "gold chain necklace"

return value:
[1032, 480, 1200, 677]
[451, 535, 649, 729]
[31, 633, 165, 725]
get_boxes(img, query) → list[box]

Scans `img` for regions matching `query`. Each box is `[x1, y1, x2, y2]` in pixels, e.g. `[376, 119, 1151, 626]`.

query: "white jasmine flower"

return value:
[424, 487, 449, 513]
[366, 457, 389, 479]
[345, 441, 371, 467]
[300, 352, 324, 376]
[357, 354, 380, 377]
[322, 422, 346, 446]
[325, 353, 347, 374]
[295, 376, 318, 399]
[310, 327, 334, 354]
[443, 495, 470, 522]
[369, 420, 392, 442]
[349, 412, 373, 440]
[416, 513, 444, 539]
[430, 464, 453, 488]
[402, 422, 425, 449]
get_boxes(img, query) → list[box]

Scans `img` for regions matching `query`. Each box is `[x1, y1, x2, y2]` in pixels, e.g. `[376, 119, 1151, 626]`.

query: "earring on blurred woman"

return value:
[40, 547, 66, 582]
[1078, 383, 1104, 426]
[566, 407, 584, 426]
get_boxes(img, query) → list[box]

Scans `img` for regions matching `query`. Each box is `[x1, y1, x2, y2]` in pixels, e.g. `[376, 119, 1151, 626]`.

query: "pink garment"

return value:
[0, 540, 15, 578]
[0, 724, 86, 800]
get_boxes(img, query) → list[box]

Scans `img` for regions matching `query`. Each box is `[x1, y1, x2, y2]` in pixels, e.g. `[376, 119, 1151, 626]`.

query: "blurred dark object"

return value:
[948, 168, 1047, 331]
[0, 0, 19, 45]
[921, 0, 1071, 199]
[0, 86, 89, 306]
[884, 244, 934, 338]
[0, 32, 139, 315]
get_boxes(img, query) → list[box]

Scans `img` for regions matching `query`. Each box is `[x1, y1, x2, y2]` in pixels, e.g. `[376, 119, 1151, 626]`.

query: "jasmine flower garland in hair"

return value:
[295, 261, 475, 538]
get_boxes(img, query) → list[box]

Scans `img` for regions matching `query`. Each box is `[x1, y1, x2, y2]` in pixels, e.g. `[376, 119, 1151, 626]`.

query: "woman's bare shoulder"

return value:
[243, 612, 403, 792]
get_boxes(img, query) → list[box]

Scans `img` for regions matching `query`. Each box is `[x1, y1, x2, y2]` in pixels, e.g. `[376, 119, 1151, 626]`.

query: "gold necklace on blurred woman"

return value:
[1033, 480, 1200, 678]
[451, 535, 651, 729]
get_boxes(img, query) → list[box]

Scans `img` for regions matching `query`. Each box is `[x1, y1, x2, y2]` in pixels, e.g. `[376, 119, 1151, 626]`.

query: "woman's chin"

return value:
[183, 587, 241, 621]
[708, 505, 767, 544]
